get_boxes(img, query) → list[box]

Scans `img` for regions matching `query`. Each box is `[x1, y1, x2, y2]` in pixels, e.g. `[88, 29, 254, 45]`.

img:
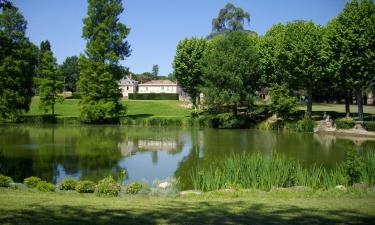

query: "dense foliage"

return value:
[36, 181, 55, 192]
[76, 180, 95, 193]
[125, 182, 143, 195]
[0, 174, 13, 187]
[95, 176, 121, 197]
[0, 7, 38, 121]
[78, 0, 130, 123]
[268, 83, 298, 120]
[23, 176, 42, 188]
[201, 32, 261, 115]
[60, 56, 80, 93]
[35, 40, 64, 115]
[58, 178, 78, 191]
[173, 38, 206, 107]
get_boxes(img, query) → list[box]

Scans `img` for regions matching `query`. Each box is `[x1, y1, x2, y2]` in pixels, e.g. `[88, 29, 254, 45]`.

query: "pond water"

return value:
[1, 124, 374, 189]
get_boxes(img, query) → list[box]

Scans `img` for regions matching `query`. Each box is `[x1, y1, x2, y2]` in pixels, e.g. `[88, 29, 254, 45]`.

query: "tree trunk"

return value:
[356, 88, 364, 122]
[306, 86, 313, 119]
[233, 104, 238, 116]
[363, 93, 367, 105]
[345, 91, 351, 118]
[197, 94, 201, 109]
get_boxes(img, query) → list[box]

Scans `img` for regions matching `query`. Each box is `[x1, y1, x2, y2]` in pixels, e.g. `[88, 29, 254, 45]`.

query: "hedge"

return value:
[363, 121, 375, 132]
[128, 93, 179, 100]
[335, 118, 356, 129]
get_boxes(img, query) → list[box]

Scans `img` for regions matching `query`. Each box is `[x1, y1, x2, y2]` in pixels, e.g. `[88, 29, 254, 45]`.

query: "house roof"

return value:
[139, 80, 177, 86]
[119, 76, 138, 86]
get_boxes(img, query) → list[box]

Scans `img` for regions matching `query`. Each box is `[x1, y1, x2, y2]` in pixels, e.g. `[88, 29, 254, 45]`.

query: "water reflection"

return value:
[0, 125, 374, 188]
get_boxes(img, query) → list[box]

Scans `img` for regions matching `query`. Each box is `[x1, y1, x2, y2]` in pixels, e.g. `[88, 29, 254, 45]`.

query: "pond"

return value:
[1, 124, 374, 189]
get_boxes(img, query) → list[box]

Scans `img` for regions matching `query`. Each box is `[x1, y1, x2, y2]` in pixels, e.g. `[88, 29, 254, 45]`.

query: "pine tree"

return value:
[78, 0, 131, 123]
[35, 41, 63, 116]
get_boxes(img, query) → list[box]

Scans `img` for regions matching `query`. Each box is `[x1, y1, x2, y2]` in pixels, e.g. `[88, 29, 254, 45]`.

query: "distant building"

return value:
[119, 75, 138, 98]
[138, 80, 177, 94]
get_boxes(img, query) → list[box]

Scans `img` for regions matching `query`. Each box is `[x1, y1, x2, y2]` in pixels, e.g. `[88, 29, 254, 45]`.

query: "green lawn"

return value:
[298, 103, 375, 115]
[26, 98, 190, 119]
[0, 189, 374, 225]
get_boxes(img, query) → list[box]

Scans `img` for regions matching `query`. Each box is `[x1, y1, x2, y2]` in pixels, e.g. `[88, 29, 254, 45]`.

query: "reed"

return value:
[190, 152, 374, 192]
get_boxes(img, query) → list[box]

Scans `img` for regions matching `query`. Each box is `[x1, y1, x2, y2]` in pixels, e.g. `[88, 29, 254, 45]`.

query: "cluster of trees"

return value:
[173, 1, 375, 121]
[0, 0, 131, 123]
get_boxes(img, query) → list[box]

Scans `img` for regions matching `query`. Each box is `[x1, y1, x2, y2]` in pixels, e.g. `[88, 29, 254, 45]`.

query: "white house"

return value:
[138, 80, 178, 94]
[119, 75, 138, 98]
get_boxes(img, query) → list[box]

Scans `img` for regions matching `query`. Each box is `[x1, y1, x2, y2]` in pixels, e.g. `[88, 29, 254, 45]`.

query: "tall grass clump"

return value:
[189, 152, 374, 192]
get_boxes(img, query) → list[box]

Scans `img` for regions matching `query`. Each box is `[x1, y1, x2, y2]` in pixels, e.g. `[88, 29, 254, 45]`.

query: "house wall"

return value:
[120, 85, 136, 98]
[138, 85, 177, 94]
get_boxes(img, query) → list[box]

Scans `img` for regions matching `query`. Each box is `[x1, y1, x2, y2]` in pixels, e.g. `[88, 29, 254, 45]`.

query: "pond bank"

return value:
[1, 188, 375, 225]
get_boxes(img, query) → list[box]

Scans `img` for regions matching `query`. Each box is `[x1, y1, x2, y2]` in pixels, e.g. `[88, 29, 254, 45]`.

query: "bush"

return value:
[0, 174, 13, 187]
[211, 113, 250, 129]
[335, 118, 356, 129]
[363, 121, 375, 132]
[345, 149, 363, 185]
[76, 180, 96, 193]
[23, 176, 42, 188]
[296, 116, 315, 132]
[59, 178, 78, 191]
[128, 93, 179, 100]
[36, 181, 55, 192]
[125, 182, 143, 195]
[268, 83, 298, 120]
[95, 176, 121, 197]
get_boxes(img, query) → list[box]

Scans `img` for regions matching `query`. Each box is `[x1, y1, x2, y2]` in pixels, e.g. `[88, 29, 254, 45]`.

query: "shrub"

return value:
[190, 109, 199, 118]
[345, 149, 363, 185]
[36, 181, 55, 192]
[211, 113, 249, 129]
[23, 176, 42, 188]
[363, 121, 375, 132]
[296, 116, 315, 132]
[128, 93, 179, 100]
[76, 181, 96, 193]
[125, 182, 143, 195]
[268, 83, 298, 120]
[335, 118, 356, 129]
[59, 178, 78, 191]
[0, 174, 13, 187]
[95, 176, 121, 197]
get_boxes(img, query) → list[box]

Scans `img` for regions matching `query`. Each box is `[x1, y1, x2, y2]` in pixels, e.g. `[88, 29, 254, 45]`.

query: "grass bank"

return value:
[0, 188, 375, 225]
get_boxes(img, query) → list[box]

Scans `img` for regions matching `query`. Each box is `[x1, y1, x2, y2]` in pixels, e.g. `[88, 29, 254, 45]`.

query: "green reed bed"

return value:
[191, 151, 375, 192]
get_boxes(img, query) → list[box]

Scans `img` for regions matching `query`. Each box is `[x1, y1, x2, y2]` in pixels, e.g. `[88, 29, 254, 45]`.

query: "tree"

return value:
[268, 83, 298, 120]
[324, 0, 375, 121]
[173, 38, 206, 108]
[35, 41, 63, 116]
[78, 0, 131, 123]
[260, 21, 325, 118]
[0, 6, 38, 121]
[201, 32, 261, 115]
[212, 3, 250, 32]
[60, 56, 79, 93]
[208, 3, 253, 39]
[152, 64, 159, 78]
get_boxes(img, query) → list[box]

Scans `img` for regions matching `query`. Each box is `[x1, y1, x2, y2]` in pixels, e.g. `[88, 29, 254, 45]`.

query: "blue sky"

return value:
[13, 0, 347, 76]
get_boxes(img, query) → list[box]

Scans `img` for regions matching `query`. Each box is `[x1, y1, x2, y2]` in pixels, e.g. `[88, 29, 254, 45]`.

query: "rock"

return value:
[335, 185, 347, 191]
[157, 181, 172, 189]
[180, 190, 202, 195]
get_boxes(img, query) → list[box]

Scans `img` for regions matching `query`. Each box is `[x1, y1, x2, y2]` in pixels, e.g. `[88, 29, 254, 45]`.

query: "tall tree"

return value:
[152, 64, 159, 78]
[324, 0, 375, 121]
[260, 21, 325, 118]
[35, 41, 63, 116]
[201, 32, 261, 115]
[212, 3, 250, 32]
[78, 0, 131, 123]
[60, 56, 79, 93]
[173, 38, 206, 108]
[0, 6, 38, 121]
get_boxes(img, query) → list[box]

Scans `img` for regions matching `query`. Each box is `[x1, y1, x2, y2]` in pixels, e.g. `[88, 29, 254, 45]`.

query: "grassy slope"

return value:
[26, 98, 190, 119]
[0, 189, 375, 225]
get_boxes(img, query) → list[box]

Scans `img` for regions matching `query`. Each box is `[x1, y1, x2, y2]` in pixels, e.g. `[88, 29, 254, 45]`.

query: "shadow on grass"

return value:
[312, 111, 374, 121]
[124, 114, 154, 120]
[0, 200, 374, 225]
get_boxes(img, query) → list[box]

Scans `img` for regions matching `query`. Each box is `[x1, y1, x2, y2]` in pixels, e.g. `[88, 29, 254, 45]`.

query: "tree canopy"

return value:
[324, 0, 375, 121]
[0, 7, 38, 121]
[60, 56, 80, 92]
[173, 38, 207, 108]
[78, 0, 131, 123]
[201, 32, 261, 114]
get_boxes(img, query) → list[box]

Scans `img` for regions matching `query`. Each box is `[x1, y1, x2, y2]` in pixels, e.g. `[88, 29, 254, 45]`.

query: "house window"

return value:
[126, 86, 129, 91]
[146, 87, 148, 91]
[161, 86, 164, 91]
